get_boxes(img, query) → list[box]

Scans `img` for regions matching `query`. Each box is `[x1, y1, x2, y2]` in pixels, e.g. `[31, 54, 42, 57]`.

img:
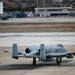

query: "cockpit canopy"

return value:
[57, 44, 64, 47]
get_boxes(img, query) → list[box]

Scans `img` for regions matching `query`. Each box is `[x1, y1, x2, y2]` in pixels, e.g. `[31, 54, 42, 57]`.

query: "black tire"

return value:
[56, 57, 61, 65]
[57, 61, 61, 65]
[60, 57, 62, 63]
[33, 57, 36, 65]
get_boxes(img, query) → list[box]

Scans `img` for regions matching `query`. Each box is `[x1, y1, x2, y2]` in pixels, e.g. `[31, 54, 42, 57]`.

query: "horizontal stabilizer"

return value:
[4, 50, 11, 52]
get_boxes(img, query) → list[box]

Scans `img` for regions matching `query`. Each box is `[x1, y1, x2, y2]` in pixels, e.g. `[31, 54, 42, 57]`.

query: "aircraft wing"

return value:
[46, 53, 67, 57]
[4, 50, 22, 54]
[67, 52, 75, 55]
[46, 52, 75, 57]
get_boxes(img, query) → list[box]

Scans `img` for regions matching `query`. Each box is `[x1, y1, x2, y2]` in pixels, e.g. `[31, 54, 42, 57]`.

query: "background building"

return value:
[0, 0, 75, 11]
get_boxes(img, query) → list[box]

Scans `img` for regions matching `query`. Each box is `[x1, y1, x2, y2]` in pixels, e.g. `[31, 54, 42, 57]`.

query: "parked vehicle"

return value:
[0, 14, 9, 20]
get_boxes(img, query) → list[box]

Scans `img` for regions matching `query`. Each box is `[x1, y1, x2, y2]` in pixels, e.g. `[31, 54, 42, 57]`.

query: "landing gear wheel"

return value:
[33, 57, 36, 65]
[56, 57, 62, 65]
[60, 57, 62, 63]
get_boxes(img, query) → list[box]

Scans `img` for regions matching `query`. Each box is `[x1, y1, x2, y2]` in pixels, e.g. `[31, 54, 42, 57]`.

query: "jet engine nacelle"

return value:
[25, 48, 31, 53]
[25, 45, 38, 54]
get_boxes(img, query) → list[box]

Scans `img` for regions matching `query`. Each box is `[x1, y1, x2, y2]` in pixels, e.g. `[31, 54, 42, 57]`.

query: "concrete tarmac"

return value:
[0, 32, 75, 47]
[0, 47, 75, 75]
[0, 32, 75, 75]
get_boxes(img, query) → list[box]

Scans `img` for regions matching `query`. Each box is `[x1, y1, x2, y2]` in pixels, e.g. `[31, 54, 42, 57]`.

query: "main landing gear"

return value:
[33, 57, 36, 65]
[56, 57, 62, 65]
[32, 57, 62, 65]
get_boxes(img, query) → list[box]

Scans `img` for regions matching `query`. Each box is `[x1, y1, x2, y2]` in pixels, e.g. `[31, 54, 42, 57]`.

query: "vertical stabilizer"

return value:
[12, 44, 18, 59]
[0, 2, 3, 14]
[40, 44, 46, 60]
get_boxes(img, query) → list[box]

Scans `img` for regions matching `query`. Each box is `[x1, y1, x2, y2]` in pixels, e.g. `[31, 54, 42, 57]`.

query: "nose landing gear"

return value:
[56, 57, 62, 65]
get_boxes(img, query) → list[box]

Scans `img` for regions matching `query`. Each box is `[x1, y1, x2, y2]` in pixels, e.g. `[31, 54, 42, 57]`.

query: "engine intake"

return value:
[25, 48, 30, 53]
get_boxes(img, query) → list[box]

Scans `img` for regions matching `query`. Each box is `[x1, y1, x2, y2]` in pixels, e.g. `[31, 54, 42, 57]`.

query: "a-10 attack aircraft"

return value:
[4, 43, 75, 65]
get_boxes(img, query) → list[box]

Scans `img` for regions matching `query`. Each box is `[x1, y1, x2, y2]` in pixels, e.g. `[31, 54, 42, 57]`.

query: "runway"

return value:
[0, 17, 75, 23]
[0, 32, 75, 47]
